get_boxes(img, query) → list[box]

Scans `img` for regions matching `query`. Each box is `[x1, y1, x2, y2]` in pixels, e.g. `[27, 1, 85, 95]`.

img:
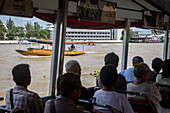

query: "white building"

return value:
[46, 24, 123, 41]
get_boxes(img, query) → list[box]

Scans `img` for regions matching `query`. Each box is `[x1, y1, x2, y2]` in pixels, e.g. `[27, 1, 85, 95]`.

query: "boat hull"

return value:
[16, 48, 85, 56]
[16, 50, 52, 56]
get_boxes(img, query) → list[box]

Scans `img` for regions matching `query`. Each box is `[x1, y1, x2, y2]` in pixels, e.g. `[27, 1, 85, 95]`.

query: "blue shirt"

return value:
[119, 67, 135, 82]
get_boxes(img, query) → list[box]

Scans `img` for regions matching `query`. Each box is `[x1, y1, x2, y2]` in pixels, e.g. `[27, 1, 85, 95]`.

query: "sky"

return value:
[0, 15, 50, 29]
[0, 15, 151, 32]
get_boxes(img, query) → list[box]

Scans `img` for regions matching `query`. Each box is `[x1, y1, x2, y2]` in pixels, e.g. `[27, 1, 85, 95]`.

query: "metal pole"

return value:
[163, 22, 169, 60]
[49, 11, 62, 97]
[58, 0, 69, 76]
[49, 0, 69, 96]
[121, 19, 130, 71]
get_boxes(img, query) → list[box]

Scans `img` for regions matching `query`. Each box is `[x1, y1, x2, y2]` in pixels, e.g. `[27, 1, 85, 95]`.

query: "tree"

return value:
[0, 24, 7, 40]
[121, 29, 134, 41]
[13, 26, 25, 40]
[6, 18, 15, 40]
[25, 22, 33, 38]
[6, 18, 14, 31]
[33, 22, 41, 38]
[38, 29, 50, 39]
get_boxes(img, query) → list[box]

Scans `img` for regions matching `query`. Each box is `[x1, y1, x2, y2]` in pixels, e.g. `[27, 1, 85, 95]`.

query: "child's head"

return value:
[57, 73, 82, 101]
[134, 63, 150, 82]
[100, 64, 118, 88]
[12, 64, 31, 87]
[152, 57, 162, 73]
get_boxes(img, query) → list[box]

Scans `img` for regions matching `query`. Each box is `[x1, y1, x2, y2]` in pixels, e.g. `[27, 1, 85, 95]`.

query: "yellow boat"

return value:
[16, 48, 85, 56]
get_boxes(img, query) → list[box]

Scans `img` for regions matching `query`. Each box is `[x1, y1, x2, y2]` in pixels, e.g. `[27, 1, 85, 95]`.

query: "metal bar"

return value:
[121, 19, 130, 71]
[163, 22, 169, 60]
[58, 0, 69, 76]
[49, 11, 62, 97]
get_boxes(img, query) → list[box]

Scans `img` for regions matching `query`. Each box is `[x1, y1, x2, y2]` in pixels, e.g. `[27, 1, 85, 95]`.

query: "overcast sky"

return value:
[0, 15, 151, 32]
[0, 15, 49, 29]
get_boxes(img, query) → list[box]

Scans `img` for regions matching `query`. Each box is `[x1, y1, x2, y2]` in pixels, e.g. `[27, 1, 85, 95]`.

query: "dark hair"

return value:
[100, 64, 117, 88]
[12, 64, 30, 86]
[134, 63, 150, 79]
[132, 56, 144, 66]
[104, 52, 119, 68]
[152, 57, 162, 73]
[162, 59, 170, 78]
[57, 73, 82, 97]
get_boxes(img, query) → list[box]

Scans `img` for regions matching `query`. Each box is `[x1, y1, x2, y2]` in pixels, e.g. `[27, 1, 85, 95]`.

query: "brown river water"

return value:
[0, 43, 163, 105]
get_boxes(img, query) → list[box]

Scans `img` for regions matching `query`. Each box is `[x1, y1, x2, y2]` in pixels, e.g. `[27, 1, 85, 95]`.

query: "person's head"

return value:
[162, 59, 170, 78]
[12, 64, 31, 87]
[100, 64, 118, 88]
[152, 57, 163, 73]
[65, 60, 81, 76]
[104, 52, 119, 68]
[134, 63, 151, 82]
[132, 56, 144, 66]
[57, 73, 82, 101]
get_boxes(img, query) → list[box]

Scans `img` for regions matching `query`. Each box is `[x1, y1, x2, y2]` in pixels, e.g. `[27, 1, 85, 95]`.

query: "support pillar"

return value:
[121, 19, 130, 71]
[49, 0, 69, 97]
[163, 23, 169, 60]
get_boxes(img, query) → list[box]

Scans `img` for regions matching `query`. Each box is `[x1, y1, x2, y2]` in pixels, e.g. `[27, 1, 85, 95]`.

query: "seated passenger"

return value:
[94, 65, 134, 113]
[127, 63, 162, 113]
[44, 73, 84, 113]
[156, 59, 170, 92]
[120, 56, 144, 82]
[156, 59, 170, 108]
[149, 57, 162, 83]
[69, 44, 75, 51]
[65, 60, 89, 100]
[41, 45, 45, 49]
[96, 52, 127, 90]
[5, 64, 44, 113]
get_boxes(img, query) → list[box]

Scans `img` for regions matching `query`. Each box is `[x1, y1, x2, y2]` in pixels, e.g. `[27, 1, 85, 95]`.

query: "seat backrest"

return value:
[128, 97, 158, 113]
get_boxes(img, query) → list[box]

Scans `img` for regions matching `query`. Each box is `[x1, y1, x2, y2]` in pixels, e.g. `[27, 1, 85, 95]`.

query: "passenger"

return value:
[5, 64, 44, 113]
[156, 59, 170, 92]
[69, 44, 75, 51]
[96, 52, 127, 90]
[93, 65, 134, 113]
[65, 60, 89, 100]
[44, 73, 84, 113]
[149, 57, 162, 83]
[120, 56, 144, 82]
[156, 59, 170, 109]
[41, 45, 45, 49]
[127, 63, 162, 113]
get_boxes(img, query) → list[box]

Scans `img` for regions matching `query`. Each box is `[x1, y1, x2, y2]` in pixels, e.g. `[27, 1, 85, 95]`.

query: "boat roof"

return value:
[28, 39, 86, 44]
[1, 0, 170, 30]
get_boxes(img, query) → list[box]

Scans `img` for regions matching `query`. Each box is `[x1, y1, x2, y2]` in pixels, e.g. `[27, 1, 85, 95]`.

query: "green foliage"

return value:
[5, 18, 51, 40]
[90, 70, 100, 77]
[43, 75, 47, 78]
[38, 29, 50, 39]
[6, 18, 15, 40]
[121, 29, 134, 41]
[0, 24, 7, 40]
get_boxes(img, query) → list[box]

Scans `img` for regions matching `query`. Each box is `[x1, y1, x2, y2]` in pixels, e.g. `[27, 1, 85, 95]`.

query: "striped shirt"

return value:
[5, 85, 44, 113]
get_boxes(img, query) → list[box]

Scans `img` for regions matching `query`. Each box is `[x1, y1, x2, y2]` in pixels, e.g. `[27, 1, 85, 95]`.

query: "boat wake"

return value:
[85, 51, 100, 54]
[21, 55, 51, 58]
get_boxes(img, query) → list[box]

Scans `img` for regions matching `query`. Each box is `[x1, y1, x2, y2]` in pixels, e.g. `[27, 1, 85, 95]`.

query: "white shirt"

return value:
[93, 89, 134, 113]
[127, 83, 162, 113]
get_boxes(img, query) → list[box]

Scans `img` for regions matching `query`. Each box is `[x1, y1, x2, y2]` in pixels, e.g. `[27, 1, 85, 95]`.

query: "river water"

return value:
[0, 43, 164, 105]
